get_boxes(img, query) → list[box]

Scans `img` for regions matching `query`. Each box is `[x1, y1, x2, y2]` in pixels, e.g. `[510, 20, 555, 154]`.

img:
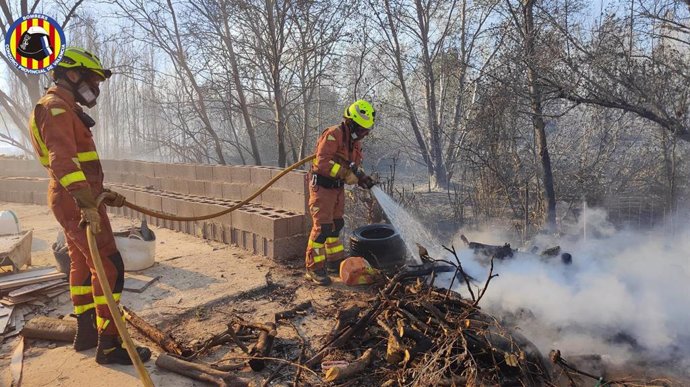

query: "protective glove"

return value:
[358, 175, 375, 189]
[72, 187, 101, 234]
[343, 169, 360, 185]
[79, 207, 102, 234]
[101, 189, 126, 207]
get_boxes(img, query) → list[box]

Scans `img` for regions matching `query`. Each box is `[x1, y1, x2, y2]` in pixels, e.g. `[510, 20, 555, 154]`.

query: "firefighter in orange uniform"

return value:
[305, 100, 376, 285]
[28, 47, 150, 365]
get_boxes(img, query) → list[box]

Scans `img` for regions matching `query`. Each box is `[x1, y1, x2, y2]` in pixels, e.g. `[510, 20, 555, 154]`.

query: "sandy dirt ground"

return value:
[0, 202, 372, 387]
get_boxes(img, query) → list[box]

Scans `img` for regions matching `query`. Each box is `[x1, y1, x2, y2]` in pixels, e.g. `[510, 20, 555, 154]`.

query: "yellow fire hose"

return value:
[84, 154, 315, 386]
[86, 224, 154, 386]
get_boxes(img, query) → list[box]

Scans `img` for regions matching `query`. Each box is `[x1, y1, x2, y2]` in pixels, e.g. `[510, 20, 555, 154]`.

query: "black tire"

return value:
[350, 224, 406, 271]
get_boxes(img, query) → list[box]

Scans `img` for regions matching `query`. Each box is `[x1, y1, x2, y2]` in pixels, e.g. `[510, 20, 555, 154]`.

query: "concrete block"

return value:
[230, 167, 251, 184]
[188, 180, 206, 196]
[20, 191, 33, 203]
[171, 164, 197, 180]
[287, 214, 307, 235]
[134, 161, 156, 178]
[195, 165, 214, 181]
[160, 178, 176, 192]
[232, 208, 259, 231]
[121, 173, 140, 187]
[149, 177, 163, 190]
[212, 222, 224, 242]
[194, 202, 224, 219]
[100, 159, 120, 172]
[241, 231, 251, 250]
[266, 234, 308, 259]
[222, 224, 233, 244]
[250, 167, 272, 186]
[148, 193, 163, 213]
[212, 165, 233, 182]
[153, 163, 171, 178]
[105, 172, 126, 185]
[127, 160, 146, 175]
[173, 179, 189, 194]
[221, 183, 242, 201]
[118, 188, 138, 204]
[33, 192, 48, 205]
[281, 191, 308, 214]
[161, 196, 178, 215]
[271, 170, 307, 192]
[204, 181, 224, 199]
[249, 212, 272, 239]
[241, 185, 262, 202]
[259, 188, 282, 209]
[258, 211, 292, 239]
[135, 174, 152, 188]
[216, 212, 232, 228]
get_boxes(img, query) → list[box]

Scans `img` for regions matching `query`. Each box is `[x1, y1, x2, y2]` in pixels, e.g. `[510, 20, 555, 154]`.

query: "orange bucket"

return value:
[339, 256, 381, 285]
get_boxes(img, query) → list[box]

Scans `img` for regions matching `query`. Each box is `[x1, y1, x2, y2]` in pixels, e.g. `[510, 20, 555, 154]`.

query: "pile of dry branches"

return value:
[304, 269, 551, 386]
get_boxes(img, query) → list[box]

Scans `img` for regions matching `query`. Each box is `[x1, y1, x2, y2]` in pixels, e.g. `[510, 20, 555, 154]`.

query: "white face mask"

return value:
[76, 82, 99, 108]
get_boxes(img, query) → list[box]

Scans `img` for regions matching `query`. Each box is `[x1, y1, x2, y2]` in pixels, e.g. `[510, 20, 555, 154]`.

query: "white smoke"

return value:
[373, 186, 689, 376]
[449, 207, 690, 375]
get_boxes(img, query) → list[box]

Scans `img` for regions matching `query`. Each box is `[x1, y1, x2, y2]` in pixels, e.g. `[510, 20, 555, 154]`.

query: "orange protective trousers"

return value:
[305, 184, 346, 270]
[50, 182, 124, 335]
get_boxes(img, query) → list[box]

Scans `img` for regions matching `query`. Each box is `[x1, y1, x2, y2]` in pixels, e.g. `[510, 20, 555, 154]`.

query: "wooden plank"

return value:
[0, 272, 67, 291]
[43, 286, 68, 298]
[0, 267, 58, 283]
[1, 295, 36, 306]
[9, 279, 65, 298]
[2, 283, 68, 306]
[0, 305, 13, 334]
[11, 337, 24, 386]
[124, 274, 160, 293]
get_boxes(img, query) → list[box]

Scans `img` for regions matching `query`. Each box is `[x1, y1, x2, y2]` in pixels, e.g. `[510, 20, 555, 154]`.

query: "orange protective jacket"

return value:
[29, 85, 104, 195]
[311, 122, 363, 180]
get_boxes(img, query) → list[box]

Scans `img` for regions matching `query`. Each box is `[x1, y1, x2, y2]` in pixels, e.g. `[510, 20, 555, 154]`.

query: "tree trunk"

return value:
[382, 0, 433, 173]
[523, 0, 556, 232]
[220, 0, 261, 165]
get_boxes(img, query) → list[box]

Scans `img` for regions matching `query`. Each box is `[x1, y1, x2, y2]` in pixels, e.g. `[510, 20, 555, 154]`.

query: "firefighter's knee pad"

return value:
[333, 218, 345, 236]
[108, 252, 125, 293]
[315, 223, 333, 243]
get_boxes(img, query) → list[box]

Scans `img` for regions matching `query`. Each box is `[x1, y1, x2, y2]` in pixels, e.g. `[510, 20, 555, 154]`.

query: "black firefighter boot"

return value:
[73, 308, 98, 351]
[326, 260, 342, 276]
[96, 333, 152, 365]
[305, 267, 332, 286]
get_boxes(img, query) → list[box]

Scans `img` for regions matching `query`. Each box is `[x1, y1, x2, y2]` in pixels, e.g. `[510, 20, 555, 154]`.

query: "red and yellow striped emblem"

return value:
[4, 14, 66, 74]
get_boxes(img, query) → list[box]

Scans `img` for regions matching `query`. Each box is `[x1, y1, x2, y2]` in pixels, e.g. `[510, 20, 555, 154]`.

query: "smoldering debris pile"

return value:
[304, 271, 551, 386]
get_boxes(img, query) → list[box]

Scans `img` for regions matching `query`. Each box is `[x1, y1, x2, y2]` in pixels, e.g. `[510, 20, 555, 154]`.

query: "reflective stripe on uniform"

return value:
[96, 315, 110, 331]
[74, 303, 95, 314]
[59, 170, 87, 187]
[51, 108, 66, 116]
[70, 285, 92, 296]
[326, 244, 344, 255]
[329, 162, 341, 178]
[77, 151, 99, 162]
[94, 293, 121, 305]
[30, 119, 50, 166]
[308, 240, 325, 248]
[309, 240, 326, 263]
[325, 237, 340, 244]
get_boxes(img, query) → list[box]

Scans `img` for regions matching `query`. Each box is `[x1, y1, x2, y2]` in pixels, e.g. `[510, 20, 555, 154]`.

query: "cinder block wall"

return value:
[0, 157, 309, 259]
